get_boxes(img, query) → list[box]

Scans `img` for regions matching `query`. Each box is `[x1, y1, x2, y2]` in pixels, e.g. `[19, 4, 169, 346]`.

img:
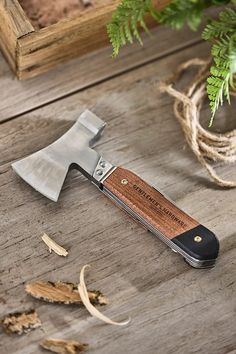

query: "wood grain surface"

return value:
[103, 167, 198, 238]
[0, 0, 34, 70]
[0, 27, 235, 354]
[0, 25, 201, 121]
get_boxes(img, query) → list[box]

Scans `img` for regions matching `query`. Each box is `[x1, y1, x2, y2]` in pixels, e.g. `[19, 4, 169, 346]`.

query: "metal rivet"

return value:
[121, 179, 128, 185]
[194, 236, 202, 243]
[96, 169, 103, 176]
[100, 161, 106, 168]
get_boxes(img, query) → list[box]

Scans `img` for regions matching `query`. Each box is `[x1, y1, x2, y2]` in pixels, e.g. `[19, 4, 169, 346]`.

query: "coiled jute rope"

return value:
[159, 58, 236, 188]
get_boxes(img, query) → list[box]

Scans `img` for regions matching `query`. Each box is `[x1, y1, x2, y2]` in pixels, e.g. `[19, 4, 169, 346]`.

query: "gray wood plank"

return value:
[0, 41, 235, 354]
[0, 25, 202, 121]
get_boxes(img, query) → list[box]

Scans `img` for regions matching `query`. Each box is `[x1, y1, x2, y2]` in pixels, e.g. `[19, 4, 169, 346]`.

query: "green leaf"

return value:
[107, 0, 154, 58]
[107, 0, 236, 125]
[107, 0, 215, 57]
[203, 8, 236, 124]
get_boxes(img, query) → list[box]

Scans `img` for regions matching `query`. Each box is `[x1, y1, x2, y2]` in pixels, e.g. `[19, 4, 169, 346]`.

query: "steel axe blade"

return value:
[12, 110, 106, 201]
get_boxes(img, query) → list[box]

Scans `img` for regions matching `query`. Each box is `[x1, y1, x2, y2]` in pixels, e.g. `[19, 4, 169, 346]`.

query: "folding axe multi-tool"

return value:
[12, 110, 219, 268]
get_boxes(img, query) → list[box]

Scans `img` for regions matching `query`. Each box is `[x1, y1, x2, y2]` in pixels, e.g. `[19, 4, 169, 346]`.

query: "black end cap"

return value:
[172, 225, 219, 261]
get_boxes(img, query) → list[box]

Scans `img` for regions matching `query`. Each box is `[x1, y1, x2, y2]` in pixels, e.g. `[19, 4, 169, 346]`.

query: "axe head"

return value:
[12, 110, 106, 202]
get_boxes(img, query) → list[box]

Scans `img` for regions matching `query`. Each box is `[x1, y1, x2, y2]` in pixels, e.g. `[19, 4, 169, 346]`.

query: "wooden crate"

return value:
[0, 0, 170, 80]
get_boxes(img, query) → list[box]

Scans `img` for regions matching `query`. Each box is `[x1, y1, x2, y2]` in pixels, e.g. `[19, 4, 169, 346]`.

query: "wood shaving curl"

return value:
[78, 265, 131, 326]
[42, 233, 68, 257]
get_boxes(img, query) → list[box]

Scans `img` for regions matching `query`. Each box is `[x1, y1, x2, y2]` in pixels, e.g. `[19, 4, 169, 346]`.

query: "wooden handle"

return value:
[103, 167, 198, 238]
[102, 167, 219, 267]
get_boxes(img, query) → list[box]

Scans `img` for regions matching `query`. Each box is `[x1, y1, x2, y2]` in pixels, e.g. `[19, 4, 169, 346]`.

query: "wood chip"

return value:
[42, 233, 68, 257]
[78, 265, 131, 326]
[41, 338, 88, 354]
[1, 310, 41, 335]
[25, 281, 108, 306]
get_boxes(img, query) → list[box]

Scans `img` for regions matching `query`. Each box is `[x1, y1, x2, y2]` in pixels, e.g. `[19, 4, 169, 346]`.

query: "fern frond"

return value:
[155, 0, 209, 31]
[202, 8, 236, 40]
[107, 0, 155, 57]
[107, 0, 219, 57]
[203, 8, 236, 125]
[108, 0, 236, 125]
[207, 73, 231, 126]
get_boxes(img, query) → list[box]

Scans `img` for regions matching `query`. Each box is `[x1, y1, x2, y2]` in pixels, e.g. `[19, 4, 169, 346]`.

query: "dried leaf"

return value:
[42, 233, 68, 257]
[78, 265, 131, 326]
[1, 309, 41, 335]
[41, 338, 88, 354]
[25, 281, 108, 306]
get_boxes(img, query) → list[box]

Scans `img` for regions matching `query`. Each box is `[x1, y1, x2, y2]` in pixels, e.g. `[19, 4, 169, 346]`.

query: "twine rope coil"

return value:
[159, 58, 236, 188]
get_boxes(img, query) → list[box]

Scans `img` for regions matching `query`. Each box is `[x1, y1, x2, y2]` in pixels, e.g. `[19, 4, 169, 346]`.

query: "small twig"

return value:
[1, 310, 41, 335]
[41, 338, 88, 354]
[25, 281, 108, 306]
[42, 233, 68, 257]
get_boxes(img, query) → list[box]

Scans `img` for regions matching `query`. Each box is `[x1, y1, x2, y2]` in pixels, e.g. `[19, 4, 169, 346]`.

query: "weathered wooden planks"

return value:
[0, 0, 34, 70]
[0, 34, 236, 354]
[0, 25, 202, 121]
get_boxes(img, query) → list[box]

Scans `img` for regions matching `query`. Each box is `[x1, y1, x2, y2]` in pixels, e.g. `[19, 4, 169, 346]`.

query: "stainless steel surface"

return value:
[92, 157, 115, 184]
[12, 110, 107, 201]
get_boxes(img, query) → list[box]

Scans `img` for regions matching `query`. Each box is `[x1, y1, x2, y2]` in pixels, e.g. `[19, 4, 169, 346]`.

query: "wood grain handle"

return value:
[102, 167, 219, 268]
